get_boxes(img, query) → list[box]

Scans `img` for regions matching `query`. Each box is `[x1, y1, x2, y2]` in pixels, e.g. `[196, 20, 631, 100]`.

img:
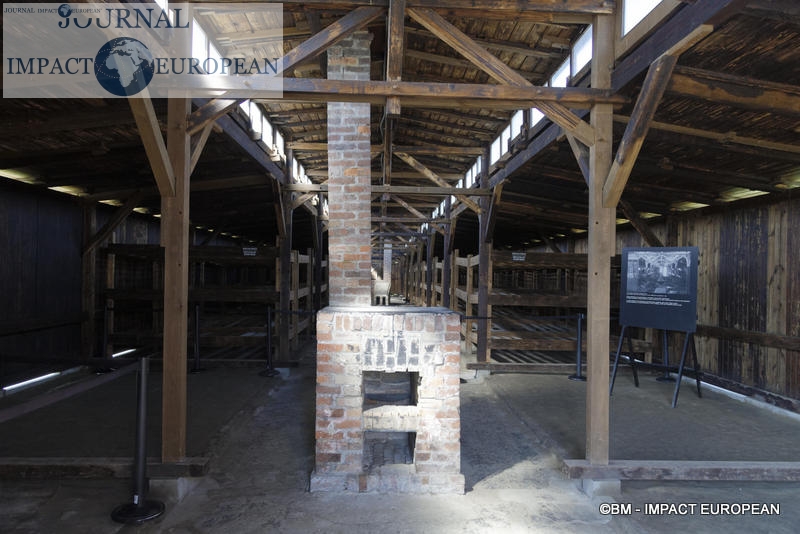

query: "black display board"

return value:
[620, 247, 698, 332]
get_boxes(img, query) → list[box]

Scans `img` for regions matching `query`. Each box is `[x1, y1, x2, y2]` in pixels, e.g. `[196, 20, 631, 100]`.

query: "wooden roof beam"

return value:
[667, 66, 800, 117]
[394, 151, 482, 214]
[618, 198, 664, 247]
[190, 6, 384, 137]
[603, 54, 677, 207]
[83, 192, 145, 255]
[385, 0, 406, 116]
[129, 96, 175, 197]
[613, 115, 800, 161]
[407, 7, 595, 146]
[187, 98, 245, 136]
[280, 0, 612, 20]
[250, 78, 623, 109]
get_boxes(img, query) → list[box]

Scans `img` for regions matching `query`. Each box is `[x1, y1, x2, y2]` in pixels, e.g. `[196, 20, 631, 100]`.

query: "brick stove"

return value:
[312, 31, 463, 494]
[310, 306, 465, 494]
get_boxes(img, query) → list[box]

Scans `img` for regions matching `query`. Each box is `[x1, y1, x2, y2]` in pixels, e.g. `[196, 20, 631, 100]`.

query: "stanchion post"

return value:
[190, 303, 205, 373]
[111, 356, 164, 525]
[102, 302, 110, 358]
[569, 313, 586, 381]
[260, 306, 279, 377]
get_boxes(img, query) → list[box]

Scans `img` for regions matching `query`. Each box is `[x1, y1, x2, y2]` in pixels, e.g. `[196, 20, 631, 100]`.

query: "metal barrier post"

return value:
[190, 304, 205, 373]
[568, 313, 586, 381]
[260, 307, 279, 377]
[111, 356, 164, 524]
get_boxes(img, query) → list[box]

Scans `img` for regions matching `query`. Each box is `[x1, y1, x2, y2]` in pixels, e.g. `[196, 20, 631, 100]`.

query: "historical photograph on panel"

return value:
[620, 247, 699, 332]
[626, 249, 692, 295]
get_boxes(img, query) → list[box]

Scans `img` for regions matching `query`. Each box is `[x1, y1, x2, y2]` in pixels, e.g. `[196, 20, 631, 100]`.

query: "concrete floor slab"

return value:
[2, 343, 800, 533]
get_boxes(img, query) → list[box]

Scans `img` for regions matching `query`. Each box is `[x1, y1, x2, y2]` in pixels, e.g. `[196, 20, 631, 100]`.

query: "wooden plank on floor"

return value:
[562, 459, 800, 481]
[468, 362, 583, 374]
[0, 457, 209, 479]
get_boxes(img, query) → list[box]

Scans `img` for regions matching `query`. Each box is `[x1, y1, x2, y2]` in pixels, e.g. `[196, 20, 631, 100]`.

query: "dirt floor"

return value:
[2, 341, 800, 533]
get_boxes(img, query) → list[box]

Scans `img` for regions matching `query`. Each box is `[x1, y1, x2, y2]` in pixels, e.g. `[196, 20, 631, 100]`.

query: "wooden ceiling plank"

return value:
[129, 96, 175, 197]
[603, 54, 677, 207]
[0, 109, 135, 138]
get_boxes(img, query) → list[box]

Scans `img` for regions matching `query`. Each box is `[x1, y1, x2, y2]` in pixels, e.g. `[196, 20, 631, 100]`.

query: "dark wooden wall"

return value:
[0, 184, 82, 377]
[569, 195, 799, 402]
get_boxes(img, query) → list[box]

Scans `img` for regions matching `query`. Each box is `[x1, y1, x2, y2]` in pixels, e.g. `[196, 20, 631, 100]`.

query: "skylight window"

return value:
[263, 116, 273, 144]
[500, 125, 511, 154]
[529, 107, 545, 127]
[550, 59, 570, 88]
[623, 0, 662, 35]
[490, 137, 501, 164]
[250, 103, 263, 137]
[192, 20, 208, 60]
[510, 110, 524, 138]
[572, 26, 592, 75]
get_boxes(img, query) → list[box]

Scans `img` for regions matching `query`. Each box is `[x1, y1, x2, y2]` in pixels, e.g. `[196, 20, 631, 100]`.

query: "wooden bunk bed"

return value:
[438, 250, 652, 372]
[101, 244, 325, 365]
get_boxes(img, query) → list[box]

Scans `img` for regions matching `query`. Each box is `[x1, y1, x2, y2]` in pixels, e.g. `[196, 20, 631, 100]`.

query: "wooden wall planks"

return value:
[552, 195, 798, 402]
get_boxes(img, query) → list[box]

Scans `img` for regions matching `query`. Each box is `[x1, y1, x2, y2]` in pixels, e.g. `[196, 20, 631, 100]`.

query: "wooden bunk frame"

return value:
[101, 244, 326, 364]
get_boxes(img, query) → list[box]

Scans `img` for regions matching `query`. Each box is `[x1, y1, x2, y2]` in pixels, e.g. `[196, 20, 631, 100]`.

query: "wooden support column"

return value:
[314, 193, 324, 311]
[477, 151, 491, 363]
[441, 196, 452, 309]
[279, 192, 293, 362]
[291, 249, 300, 349]
[383, 242, 393, 289]
[161, 97, 191, 463]
[425, 232, 435, 307]
[586, 14, 615, 466]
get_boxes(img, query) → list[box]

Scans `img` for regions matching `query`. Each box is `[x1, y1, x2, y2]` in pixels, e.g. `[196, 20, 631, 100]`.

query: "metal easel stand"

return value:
[610, 326, 702, 408]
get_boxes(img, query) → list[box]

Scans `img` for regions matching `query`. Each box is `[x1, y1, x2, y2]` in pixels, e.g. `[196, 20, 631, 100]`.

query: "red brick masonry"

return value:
[311, 306, 465, 494]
